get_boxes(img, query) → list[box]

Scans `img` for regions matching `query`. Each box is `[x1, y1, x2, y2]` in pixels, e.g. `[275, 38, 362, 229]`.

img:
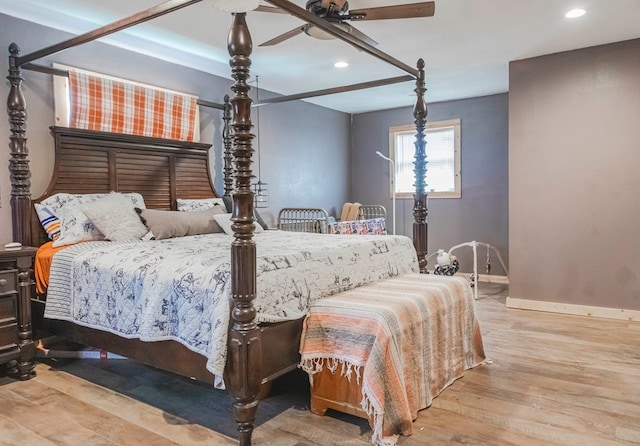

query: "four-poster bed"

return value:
[5, 2, 429, 445]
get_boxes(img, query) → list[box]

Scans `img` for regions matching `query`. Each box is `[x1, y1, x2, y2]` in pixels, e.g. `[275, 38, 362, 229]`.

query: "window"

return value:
[388, 119, 461, 198]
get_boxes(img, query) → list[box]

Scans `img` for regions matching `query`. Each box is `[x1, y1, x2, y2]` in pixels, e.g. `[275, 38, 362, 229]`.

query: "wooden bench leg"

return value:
[308, 369, 370, 421]
[310, 395, 329, 416]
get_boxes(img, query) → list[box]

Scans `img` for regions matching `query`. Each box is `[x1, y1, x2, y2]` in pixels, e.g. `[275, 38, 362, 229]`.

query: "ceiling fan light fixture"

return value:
[209, 0, 260, 13]
[565, 8, 586, 18]
[304, 22, 352, 40]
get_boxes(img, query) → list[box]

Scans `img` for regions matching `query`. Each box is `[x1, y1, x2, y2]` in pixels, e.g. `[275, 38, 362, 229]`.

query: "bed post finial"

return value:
[413, 58, 428, 273]
[225, 12, 261, 446]
[223, 94, 234, 197]
[7, 43, 32, 246]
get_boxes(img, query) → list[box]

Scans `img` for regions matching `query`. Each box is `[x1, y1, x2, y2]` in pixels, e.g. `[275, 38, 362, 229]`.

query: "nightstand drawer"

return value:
[0, 294, 17, 322]
[0, 269, 17, 295]
[0, 323, 18, 350]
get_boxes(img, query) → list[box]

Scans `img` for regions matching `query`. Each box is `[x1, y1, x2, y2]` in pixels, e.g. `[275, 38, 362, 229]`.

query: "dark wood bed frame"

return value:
[6, 2, 429, 444]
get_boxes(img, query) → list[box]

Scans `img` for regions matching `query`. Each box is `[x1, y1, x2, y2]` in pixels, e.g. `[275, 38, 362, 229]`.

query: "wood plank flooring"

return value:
[1, 283, 639, 445]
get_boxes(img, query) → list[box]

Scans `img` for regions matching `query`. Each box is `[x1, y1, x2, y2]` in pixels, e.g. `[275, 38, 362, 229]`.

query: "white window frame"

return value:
[388, 118, 461, 199]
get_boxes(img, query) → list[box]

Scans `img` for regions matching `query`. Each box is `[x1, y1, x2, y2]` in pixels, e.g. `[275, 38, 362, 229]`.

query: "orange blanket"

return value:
[35, 242, 69, 294]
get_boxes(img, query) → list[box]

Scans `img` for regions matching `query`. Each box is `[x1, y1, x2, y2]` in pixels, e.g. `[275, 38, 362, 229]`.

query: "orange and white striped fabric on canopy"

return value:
[68, 70, 197, 142]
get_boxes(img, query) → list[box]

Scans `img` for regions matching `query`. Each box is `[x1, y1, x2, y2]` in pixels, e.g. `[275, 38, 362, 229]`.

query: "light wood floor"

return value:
[1, 283, 639, 445]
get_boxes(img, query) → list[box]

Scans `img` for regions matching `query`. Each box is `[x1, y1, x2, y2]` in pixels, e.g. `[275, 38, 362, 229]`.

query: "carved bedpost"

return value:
[7, 43, 32, 246]
[224, 13, 260, 446]
[222, 94, 234, 197]
[413, 59, 428, 273]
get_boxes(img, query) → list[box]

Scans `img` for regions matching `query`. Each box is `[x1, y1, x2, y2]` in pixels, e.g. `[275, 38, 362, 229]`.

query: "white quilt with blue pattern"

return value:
[44, 231, 419, 377]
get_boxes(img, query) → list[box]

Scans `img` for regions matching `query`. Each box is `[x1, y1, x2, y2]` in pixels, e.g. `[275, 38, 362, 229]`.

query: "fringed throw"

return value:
[299, 274, 486, 446]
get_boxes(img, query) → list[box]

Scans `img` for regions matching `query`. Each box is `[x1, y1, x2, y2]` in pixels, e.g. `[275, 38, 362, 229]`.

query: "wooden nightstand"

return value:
[0, 246, 37, 380]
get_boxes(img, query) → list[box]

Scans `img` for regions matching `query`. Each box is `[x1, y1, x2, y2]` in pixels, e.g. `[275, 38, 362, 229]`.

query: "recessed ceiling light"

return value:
[334, 61, 349, 68]
[565, 8, 586, 18]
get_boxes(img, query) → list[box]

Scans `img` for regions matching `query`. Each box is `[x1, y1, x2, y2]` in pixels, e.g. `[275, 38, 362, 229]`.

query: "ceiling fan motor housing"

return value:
[306, 0, 349, 19]
[258, 1, 433, 48]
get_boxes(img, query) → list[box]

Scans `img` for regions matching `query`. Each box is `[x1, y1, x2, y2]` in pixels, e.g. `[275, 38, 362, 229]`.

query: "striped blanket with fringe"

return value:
[299, 274, 486, 446]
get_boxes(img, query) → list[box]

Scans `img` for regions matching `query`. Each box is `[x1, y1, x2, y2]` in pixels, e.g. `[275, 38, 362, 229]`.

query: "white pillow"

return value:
[213, 213, 264, 235]
[51, 192, 147, 247]
[40, 192, 146, 218]
[177, 197, 225, 212]
[39, 192, 83, 219]
[53, 205, 105, 247]
[82, 193, 149, 241]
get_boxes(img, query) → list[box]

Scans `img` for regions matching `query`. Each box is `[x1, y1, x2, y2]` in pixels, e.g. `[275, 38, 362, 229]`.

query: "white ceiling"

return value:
[2, 0, 640, 113]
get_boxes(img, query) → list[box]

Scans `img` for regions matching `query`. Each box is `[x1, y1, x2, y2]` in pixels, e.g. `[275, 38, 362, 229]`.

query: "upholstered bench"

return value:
[299, 273, 486, 446]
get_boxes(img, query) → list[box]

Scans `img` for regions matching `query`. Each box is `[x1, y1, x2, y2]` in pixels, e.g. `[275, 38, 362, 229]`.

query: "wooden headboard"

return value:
[30, 126, 217, 245]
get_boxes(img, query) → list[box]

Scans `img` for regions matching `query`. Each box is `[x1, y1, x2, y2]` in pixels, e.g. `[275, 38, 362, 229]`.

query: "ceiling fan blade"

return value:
[259, 26, 305, 47]
[349, 2, 435, 21]
[349, 25, 378, 47]
[254, 5, 287, 14]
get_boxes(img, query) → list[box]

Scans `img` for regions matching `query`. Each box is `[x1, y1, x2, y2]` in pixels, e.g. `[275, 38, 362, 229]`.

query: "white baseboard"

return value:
[506, 297, 640, 322]
[476, 273, 509, 284]
[454, 272, 509, 284]
[426, 270, 509, 284]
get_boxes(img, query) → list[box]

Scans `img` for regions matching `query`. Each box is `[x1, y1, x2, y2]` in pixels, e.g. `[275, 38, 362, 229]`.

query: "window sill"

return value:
[396, 192, 461, 199]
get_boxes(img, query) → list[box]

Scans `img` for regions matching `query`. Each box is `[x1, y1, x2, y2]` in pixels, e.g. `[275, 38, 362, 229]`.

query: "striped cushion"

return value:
[34, 203, 61, 241]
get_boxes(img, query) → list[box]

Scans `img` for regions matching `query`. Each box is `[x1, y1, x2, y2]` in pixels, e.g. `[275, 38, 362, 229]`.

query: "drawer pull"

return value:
[0, 279, 7, 286]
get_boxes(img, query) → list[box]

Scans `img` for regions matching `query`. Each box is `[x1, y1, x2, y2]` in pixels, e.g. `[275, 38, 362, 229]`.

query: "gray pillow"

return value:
[254, 208, 269, 230]
[136, 206, 226, 240]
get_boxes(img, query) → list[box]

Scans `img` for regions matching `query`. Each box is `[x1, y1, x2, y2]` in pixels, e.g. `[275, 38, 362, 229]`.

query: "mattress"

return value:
[43, 231, 419, 377]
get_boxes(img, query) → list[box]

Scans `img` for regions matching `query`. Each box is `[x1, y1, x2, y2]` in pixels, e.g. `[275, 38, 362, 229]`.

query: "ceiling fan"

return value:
[256, 0, 435, 47]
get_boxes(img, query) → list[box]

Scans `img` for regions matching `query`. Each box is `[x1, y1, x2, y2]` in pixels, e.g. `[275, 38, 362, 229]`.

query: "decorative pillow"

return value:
[137, 206, 226, 240]
[38, 192, 83, 222]
[213, 213, 265, 235]
[213, 213, 233, 235]
[254, 209, 269, 230]
[82, 193, 149, 241]
[49, 192, 147, 247]
[176, 197, 225, 212]
[220, 195, 269, 229]
[121, 192, 146, 209]
[34, 203, 61, 240]
[330, 217, 387, 235]
[39, 192, 146, 219]
[53, 205, 105, 247]
[254, 217, 265, 233]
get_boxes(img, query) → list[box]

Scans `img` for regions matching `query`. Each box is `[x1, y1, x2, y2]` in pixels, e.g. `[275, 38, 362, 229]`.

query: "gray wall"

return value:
[351, 94, 509, 275]
[0, 14, 350, 243]
[509, 38, 640, 310]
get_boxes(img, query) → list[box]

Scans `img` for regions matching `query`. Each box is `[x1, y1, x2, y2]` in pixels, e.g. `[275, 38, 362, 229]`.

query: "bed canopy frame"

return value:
[6, 1, 429, 444]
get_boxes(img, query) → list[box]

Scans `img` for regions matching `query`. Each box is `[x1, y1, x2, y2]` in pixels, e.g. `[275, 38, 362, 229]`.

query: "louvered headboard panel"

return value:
[31, 127, 216, 246]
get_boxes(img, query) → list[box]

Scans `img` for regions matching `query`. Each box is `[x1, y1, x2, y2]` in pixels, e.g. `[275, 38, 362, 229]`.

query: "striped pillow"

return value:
[34, 203, 61, 241]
